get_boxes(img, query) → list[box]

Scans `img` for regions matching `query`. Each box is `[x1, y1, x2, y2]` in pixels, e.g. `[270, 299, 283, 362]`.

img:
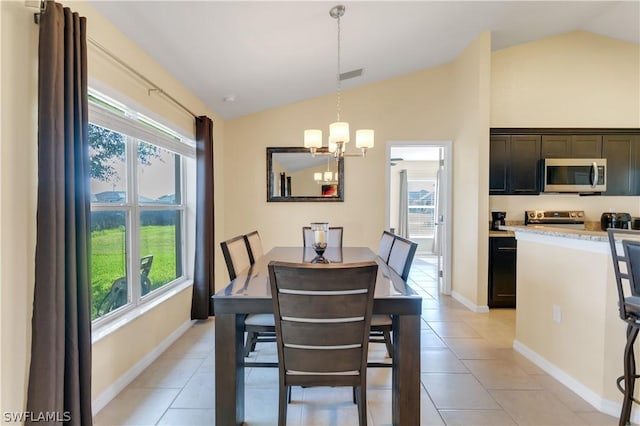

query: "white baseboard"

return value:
[513, 339, 639, 424]
[91, 319, 195, 415]
[451, 291, 489, 313]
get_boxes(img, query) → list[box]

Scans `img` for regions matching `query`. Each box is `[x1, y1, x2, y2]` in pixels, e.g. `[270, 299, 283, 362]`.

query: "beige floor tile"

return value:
[95, 259, 617, 426]
[438, 409, 517, 425]
[490, 389, 588, 425]
[93, 387, 180, 426]
[421, 330, 448, 349]
[421, 347, 469, 373]
[299, 386, 370, 426]
[462, 359, 543, 390]
[129, 357, 204, 389]
[421, 373, 501, 410]
[156, 408, 215, 425]
[428, 321, 481, 338]
[575, 410, 621, 426]
[442, 337, 502, 359]
[533, 374, 597, 412]
[492, 348, 547, 375]
[171, 372, 215, 409]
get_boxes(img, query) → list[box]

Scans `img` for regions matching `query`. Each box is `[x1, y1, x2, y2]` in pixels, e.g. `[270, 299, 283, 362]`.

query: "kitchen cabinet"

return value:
[541, 135, 602, 158]
[603, 134, 640, 196]
[489, 135, 541, 195]
[488, 236, 517, 308]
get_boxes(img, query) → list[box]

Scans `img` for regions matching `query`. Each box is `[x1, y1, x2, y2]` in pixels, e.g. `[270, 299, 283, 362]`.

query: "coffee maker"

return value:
[491, 211, 507, 231]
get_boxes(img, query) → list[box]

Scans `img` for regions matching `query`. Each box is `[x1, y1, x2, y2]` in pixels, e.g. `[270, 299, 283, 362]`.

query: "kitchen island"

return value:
[503, 225, 636, 421]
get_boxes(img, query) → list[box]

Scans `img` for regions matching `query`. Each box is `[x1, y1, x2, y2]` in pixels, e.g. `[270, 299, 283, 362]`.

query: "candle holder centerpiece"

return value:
[310, 222, 329, 264]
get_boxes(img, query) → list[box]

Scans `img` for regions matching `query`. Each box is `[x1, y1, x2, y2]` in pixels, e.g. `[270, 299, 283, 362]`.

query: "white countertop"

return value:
[500, 224, 608, 242]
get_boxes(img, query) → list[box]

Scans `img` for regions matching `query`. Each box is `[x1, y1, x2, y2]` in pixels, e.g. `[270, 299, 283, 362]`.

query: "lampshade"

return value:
[324, 171, 333, 181]
[314, 172, 322, 181]
[328, 140, 338, 153]
[355, 129, 374, 149]
[329, 122, 350, 144]
[304, 129, 323, 149]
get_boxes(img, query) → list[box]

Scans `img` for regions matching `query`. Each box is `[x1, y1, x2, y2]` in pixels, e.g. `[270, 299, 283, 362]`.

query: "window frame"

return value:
[88, 89, 195, 328]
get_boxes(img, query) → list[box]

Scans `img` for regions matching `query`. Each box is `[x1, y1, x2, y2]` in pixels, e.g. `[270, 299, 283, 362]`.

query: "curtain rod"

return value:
[28, 1, 199, 119]
[87, 37, 199, 119]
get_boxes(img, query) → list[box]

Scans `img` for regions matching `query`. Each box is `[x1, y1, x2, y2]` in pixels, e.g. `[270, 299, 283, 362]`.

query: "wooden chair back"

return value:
[220, 234, 251, 280]
[244, 230, 264, 264]
[378, 230, 396, 262]
[387, 235, 418, 280]
[268, 261, 377, 386]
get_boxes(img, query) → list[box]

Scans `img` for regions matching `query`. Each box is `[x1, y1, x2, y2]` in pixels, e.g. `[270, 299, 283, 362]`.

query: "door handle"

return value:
[591, 162, 598, 188]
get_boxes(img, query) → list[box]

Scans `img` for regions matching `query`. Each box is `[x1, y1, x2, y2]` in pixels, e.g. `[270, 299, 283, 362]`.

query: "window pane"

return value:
[140, 210, 183, 293]
[91, 210, 128, 320]
[408, 179, 437, 238]
[137, 141, 181, 205]
[89, 123, 127, 203]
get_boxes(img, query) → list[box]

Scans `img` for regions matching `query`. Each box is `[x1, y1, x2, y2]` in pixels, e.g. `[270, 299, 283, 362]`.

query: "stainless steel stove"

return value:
[524, 210, 586, 230]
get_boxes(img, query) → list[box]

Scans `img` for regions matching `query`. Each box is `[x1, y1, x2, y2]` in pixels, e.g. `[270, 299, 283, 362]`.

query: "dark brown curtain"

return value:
[27, 2, 93, 425]
[191, 116, 215, 319]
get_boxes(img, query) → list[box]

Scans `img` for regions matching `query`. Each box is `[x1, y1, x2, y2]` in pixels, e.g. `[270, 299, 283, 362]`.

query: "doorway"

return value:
[386, 141, 452, 295]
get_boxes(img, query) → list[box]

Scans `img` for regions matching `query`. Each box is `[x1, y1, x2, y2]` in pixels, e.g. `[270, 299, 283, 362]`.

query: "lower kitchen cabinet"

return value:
[488, 236, 517, 308]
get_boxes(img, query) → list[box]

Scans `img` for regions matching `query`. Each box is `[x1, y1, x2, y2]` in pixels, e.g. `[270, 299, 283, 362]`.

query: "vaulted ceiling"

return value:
[89, 1, 640, 120]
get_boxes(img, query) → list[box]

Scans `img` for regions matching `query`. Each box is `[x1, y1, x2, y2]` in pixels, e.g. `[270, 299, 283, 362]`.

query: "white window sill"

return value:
[91, 280, 193, 344]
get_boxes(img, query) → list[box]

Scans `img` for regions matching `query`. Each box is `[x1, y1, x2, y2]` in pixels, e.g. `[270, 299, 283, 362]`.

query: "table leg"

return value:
[215, 313, 245, 426]
[392, 314, 421, 426]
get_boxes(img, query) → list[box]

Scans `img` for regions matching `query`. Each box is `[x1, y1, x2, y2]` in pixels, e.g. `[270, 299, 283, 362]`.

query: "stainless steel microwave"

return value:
[543, 158, 607, 193]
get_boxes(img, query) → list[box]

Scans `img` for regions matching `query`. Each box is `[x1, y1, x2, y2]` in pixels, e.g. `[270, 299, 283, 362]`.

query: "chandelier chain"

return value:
[336, 12, 341, 122]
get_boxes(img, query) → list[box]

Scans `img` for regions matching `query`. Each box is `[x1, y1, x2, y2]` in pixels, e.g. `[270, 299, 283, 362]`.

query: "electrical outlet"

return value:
[552, 305, 562, 323]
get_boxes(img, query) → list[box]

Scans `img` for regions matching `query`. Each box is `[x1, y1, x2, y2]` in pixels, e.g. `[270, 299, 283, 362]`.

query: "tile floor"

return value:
[94, 257, 623, 425]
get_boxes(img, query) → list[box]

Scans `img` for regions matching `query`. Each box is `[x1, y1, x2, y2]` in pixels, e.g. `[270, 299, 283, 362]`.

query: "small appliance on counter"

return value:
[633, 217, 640, 230]
[491, 211, 506, 231]
[524, 210, 585, 230]
[601, 212, 632, 230]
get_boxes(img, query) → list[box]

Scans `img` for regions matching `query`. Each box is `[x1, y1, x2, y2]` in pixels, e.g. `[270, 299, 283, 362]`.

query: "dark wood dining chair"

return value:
[608, 229, 640, 426]
[370, 234, 418, 359]
[387, 235, 418, 281]
[302, 226, 344, 247]
[377, 230, 396, 263]
[268, 260, 378, 426]
[244, 230, 264, 264]
[221, 233, 276, 359]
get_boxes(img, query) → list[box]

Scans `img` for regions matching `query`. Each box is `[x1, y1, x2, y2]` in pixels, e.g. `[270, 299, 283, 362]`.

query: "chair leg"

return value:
[620, 325, 639, 426]
[244, 331, 257, 357]
[352, 386, 356, 404]
[288, 385, 292, 403]
[279, 384, 288, 426]
[356, 385, 367, 426]
[383, 330, 393, 358]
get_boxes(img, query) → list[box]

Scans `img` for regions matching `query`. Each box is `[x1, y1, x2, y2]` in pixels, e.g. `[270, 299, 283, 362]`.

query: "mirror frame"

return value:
[266, 147, 344, 202]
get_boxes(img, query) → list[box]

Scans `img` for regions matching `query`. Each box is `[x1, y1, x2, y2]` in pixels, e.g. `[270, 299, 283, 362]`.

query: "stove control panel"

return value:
[525, 210, 585, 225]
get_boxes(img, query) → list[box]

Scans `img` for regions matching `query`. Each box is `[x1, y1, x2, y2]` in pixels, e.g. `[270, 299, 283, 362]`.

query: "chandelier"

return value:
[303, 5, 374, 159]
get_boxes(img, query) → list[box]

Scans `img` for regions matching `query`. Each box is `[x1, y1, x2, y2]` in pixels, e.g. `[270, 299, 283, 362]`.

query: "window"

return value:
[88, 90, 195, 322]
[407, 177, 436, 238]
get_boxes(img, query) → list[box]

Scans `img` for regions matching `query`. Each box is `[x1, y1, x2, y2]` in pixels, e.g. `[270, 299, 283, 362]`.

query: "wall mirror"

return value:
[267, 147, 344, 202]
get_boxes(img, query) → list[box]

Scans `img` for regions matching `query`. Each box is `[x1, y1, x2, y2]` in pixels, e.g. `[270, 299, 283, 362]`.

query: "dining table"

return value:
[212, 246, 423, 426]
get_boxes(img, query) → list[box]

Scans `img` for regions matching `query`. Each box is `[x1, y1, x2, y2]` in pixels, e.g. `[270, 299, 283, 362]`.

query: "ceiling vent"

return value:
[339, 68, 363, 81]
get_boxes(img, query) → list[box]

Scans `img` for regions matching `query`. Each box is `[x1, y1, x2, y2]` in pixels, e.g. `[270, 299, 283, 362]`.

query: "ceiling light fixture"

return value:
[303, 5, 374, 159]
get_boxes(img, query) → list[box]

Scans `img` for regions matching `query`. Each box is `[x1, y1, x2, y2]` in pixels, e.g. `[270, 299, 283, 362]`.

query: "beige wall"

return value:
[450, 32, 492, 306]
[0, 0, 224, 414]
[224, 34, 492, 311]
[490, 31, 640, 220]
[1, 1, 39, 417]
[491, 31, 640, 128]
[515, 237, 631, 405]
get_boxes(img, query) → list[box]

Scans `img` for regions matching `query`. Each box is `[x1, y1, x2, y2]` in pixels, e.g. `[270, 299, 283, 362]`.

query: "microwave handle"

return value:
[591, 162, 598, 188]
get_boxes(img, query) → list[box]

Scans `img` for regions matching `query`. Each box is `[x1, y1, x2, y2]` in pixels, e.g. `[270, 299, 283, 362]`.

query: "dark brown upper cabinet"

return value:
[602, 134, 640, 196]
[541, 135, 602, 159]
[489, 135, 541, 195]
